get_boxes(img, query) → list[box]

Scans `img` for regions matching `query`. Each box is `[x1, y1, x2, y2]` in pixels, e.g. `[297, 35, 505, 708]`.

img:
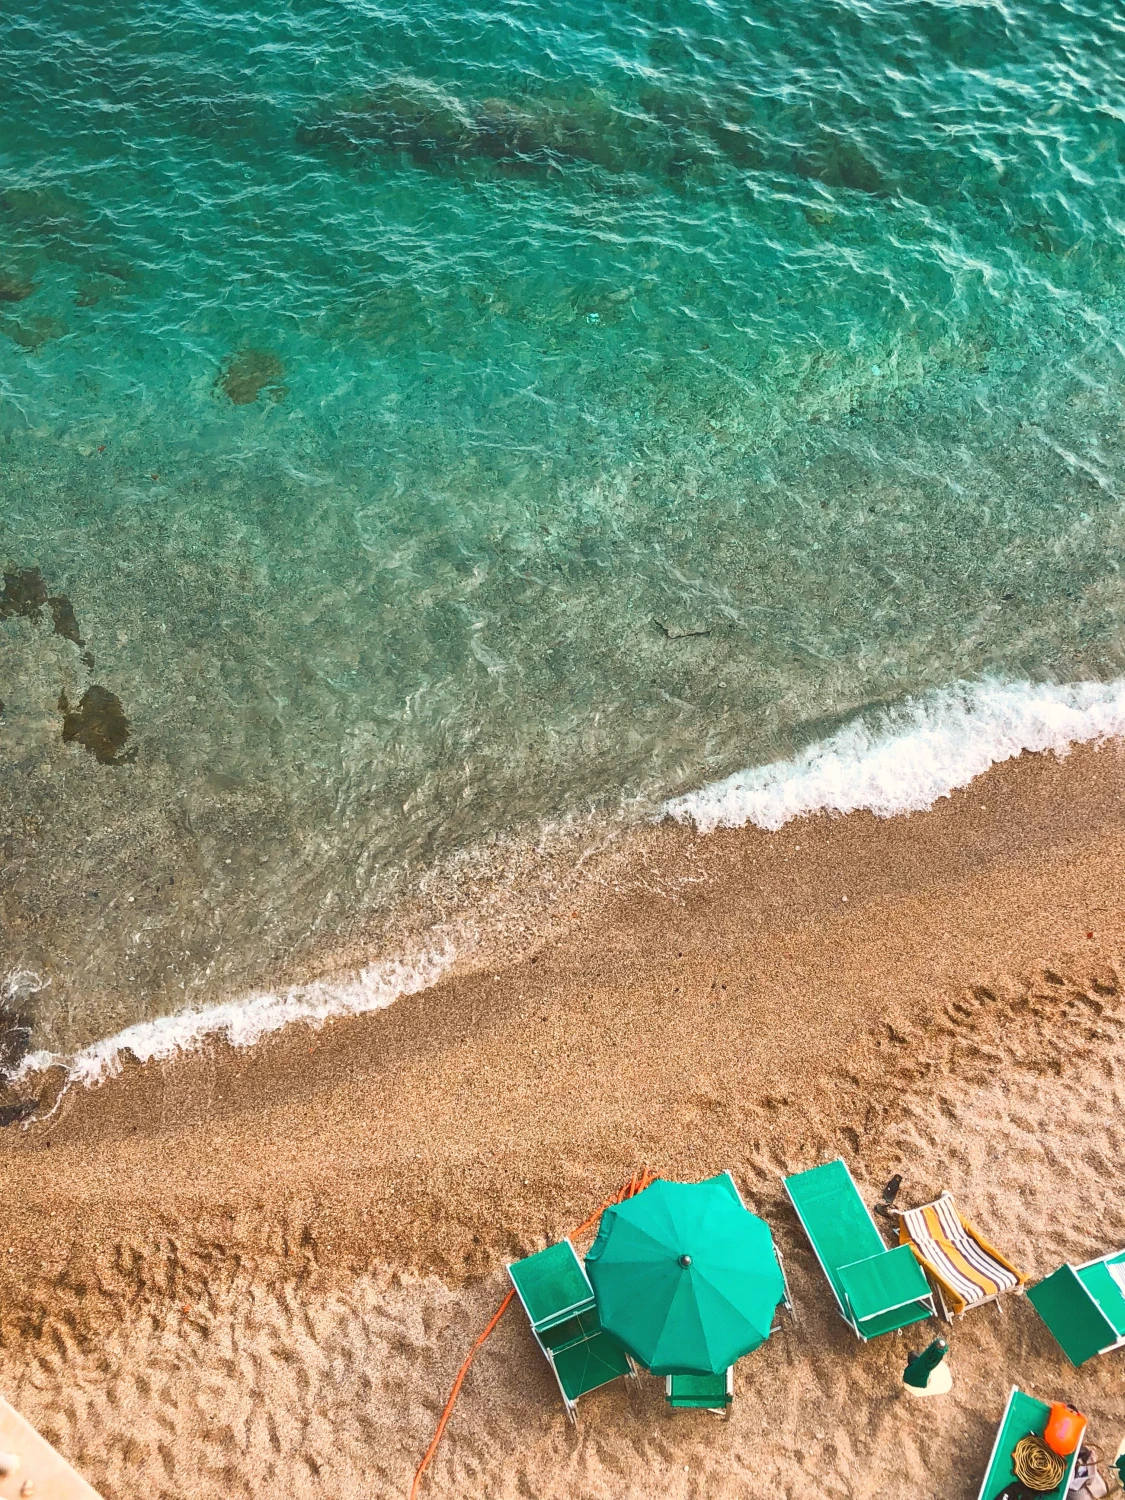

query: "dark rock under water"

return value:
[297, 80, 649, 177]
[296, 77, 892, 198]
[217, 348, 287, 404]
[0, 565, 48, 619]
[48, 592, 84, 645]
[0, 269, 36, 303]
[0, 565, 85, 645]
[59, 685, 136, 765]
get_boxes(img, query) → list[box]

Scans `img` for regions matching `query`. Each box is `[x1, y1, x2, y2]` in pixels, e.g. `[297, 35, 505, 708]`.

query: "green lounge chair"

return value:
[507, 1239, 631, 1420]
[665, 1367, 733, 1414]
[977, 1386, 1085, 1500]
[784, 1159, 935, 1340]
[1027, 1248, 1125, 1366]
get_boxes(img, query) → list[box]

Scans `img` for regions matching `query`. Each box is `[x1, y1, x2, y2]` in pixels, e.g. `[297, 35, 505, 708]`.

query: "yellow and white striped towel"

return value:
[898, 1192, 1025, 1316]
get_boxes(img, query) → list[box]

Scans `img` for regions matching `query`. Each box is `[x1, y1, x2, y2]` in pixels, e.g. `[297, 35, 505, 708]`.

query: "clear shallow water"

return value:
[3, 0, 1125, 1058]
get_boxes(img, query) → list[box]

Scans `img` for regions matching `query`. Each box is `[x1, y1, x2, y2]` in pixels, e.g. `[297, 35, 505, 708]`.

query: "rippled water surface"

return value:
[4, 0, 1125, 1053]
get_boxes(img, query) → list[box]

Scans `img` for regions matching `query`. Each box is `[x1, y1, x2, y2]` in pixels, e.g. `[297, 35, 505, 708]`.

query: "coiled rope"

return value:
[409, 1167, 655, 1499]
[1012, 1435, 1065, 1492]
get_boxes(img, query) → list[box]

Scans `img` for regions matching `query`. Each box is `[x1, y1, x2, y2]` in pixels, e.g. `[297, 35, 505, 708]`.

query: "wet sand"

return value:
[3, 739, 1125, 1497]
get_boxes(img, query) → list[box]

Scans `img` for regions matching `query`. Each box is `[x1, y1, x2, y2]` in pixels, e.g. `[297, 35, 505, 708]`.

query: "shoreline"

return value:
[3, 737, 1125, 1495]
[11, 675, 1125, 1088]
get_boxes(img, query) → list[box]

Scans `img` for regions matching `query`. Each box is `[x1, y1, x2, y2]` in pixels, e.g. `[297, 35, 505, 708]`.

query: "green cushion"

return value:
[839, 1244, 931, 1324]
[1077, 1260, 1125, 1337]
[785, 1160, 886, 1313]
[667, 1371, 731, 1408]
[847, 1300, 934, 1338]
[540, 1307, 602, 1351]
[552, 1330, 630, 1402]
[509, 1240, 593, 1330]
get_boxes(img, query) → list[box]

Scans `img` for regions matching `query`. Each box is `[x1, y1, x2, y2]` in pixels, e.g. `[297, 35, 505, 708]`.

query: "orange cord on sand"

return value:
[409, 1167, 655, 1498]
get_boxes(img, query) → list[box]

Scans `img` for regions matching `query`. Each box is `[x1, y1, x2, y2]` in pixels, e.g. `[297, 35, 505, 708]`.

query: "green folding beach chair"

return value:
[976, 1386, 1084, 1500]
[784, 1159, 935, 1340]
[1027, 1248, 1125, 1366]
[507, 1239, 631, 1420]
[665, 1368, 734, 1414]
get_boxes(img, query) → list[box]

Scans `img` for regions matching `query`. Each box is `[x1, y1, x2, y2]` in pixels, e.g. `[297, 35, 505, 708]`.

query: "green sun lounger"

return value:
[665, 1367, 733, 1413]
[507, 1239, 631, 1419]
[976, 1386, 1084, 1500]
[1027, 1248, 1125, 1366]
[784, 1159, 935, 1339]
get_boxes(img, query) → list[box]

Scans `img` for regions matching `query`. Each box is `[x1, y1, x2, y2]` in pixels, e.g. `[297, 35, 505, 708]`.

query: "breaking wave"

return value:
[663, 679, 1125, 833]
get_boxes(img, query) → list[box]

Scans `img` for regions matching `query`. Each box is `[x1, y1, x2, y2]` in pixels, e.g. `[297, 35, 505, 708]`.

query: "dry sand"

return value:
[3, 739, 1125, 1498]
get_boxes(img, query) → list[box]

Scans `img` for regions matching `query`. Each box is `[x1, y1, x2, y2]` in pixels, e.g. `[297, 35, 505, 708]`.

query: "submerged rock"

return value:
[297, 79, 634, 177]
[0, 271, 36, 303]
[59, 685, 136, 766]
[1, 566, 86, 645]
[0, 1097, 35, 1125]
[217, 348, 287, 405]
[1, 314, 65, 351]
[0, 566, 48, 619]
[48, 593, 84, 645]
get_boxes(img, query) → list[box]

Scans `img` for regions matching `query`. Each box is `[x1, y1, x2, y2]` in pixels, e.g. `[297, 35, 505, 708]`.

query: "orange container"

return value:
[1043, 1403, 1085, 1457]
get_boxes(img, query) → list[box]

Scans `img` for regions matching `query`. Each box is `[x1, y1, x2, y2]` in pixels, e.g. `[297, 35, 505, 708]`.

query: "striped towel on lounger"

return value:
[898, 1192, 1025, 1317]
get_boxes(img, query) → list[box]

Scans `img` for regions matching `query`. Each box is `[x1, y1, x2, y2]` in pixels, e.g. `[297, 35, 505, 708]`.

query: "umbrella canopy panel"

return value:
[585, 1175, 784, 1375]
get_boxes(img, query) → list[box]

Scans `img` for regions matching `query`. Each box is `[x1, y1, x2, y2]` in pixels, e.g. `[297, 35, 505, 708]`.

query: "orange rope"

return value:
[409, 1167, 655, 1498]
[408, 1288, 516, 1500]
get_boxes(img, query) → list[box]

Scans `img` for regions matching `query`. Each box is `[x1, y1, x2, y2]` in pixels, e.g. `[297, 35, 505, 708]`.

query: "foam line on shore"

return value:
[663, 678, 1125, 833]
[14, 678, 1125, 1094]
[11, 945, 455, 1090]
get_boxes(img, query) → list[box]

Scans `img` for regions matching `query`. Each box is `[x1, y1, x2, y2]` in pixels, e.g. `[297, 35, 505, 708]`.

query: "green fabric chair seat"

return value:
[553, 1332, 630, 1403]
[511, 1240, 592, 1329]
[977, 1387, 1083, 1499]
[539, 1306, 602, 1350]
[666, 1369, 733, 1410]
[784, 1159, 934, 1339]
[508, 1239, 630, 1418]
[1028, 1249, 1125, 1366]
[838, 1244, 932, 1328]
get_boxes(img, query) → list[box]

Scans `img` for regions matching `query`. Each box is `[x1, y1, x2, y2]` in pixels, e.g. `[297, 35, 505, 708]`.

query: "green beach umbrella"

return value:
[585, 1174, 784, 1375]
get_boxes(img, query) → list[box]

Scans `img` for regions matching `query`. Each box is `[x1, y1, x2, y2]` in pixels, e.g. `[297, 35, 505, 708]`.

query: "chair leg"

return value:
[931, 1280, 952, 1324]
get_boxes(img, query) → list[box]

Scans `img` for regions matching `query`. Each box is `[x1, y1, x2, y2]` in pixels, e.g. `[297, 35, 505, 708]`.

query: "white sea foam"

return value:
[11, 944, 455, 1090]
[663, 678, 1125, 833]
[13, 678, 1125, 1094]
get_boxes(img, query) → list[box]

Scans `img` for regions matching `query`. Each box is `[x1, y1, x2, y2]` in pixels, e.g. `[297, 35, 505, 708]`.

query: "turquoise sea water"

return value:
[4, 0, 1125, 1056]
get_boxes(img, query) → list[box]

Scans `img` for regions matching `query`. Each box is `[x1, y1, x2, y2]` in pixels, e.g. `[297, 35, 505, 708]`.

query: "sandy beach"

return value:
[3, 738, 1125, 1498]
